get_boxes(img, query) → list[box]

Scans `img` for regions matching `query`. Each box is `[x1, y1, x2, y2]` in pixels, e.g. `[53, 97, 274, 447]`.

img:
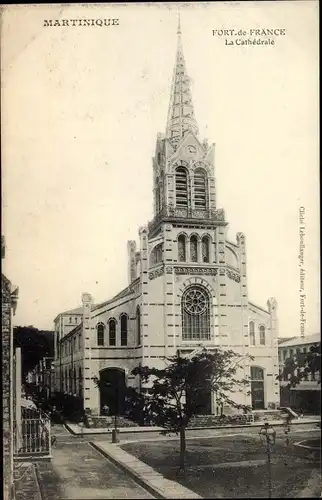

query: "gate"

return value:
[14, 407, 52, 458]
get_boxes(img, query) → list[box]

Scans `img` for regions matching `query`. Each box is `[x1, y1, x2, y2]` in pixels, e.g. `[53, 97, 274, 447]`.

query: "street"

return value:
[35, 425, 154, 499]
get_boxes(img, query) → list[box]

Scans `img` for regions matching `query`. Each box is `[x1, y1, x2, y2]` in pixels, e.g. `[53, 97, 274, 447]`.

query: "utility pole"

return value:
[259, 423, 276, 499]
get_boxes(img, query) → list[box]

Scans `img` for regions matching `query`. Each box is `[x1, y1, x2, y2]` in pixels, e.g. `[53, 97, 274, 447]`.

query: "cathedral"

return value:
[53, 21, 280, 416]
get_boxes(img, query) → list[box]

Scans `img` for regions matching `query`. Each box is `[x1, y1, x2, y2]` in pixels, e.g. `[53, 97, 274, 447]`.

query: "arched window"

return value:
[136, 306, 141, 345]
[259, 325, 266, 345]
[182, 286, 211, 341]
[202, 236, 210, 263]
[69, 317, 72, 323]
[194, 168, 207, 208]
[190, 235, 198, 262]
[120, 314, 128, 346]
[97, 323, 105, 346]
[108, 319, 116, 346]
[175, 167, 188, 207]
[249, 321, 255, 345]
[150, 243, 163, 266]
[178, 234, 186, 262]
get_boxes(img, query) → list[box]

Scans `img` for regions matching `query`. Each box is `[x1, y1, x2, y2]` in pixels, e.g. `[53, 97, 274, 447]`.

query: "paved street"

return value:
[35, 425, 154, 499]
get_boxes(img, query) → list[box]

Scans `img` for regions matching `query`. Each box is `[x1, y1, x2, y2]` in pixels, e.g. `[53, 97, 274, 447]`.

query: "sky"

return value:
[1, 1, 320, 337]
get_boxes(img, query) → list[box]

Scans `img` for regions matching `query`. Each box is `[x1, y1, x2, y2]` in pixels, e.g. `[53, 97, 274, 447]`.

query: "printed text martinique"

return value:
[44, 19, 119, 27]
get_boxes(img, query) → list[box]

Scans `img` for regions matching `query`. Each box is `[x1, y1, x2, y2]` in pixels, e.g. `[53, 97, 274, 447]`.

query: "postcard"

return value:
[1, 2, 320, 499]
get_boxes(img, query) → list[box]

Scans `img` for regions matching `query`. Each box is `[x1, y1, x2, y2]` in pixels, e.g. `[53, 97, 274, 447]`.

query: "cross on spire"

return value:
[165, 16, 199, 146]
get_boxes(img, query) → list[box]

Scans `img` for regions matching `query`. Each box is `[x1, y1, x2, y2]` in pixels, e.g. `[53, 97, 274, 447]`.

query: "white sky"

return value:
[1, 2, 320, 337]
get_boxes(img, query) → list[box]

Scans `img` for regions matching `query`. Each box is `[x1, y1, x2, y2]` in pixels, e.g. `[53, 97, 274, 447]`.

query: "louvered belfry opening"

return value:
[194, 168, 207, 208]
[175, 167, 188, 207]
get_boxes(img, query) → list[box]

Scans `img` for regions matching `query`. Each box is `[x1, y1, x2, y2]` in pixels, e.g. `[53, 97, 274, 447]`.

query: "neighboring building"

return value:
[26, 357, 55, 399]
[53, 22, 280, 416]
[278, 333, 321, 413]
[2, 236, 19, 500]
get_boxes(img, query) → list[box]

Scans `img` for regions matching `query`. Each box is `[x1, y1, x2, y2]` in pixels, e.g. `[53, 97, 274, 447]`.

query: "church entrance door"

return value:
[99, 368, 126, 416]
[250, 367, 265, 410]
[186, 387, 212, 415]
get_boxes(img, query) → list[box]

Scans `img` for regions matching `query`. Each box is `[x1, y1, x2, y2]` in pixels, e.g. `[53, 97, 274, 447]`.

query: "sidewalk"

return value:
[91, 441, 202, 499]
[66, 422, 163, 435]
[66, 417, 320, 436]
[14, 462, 42, 500]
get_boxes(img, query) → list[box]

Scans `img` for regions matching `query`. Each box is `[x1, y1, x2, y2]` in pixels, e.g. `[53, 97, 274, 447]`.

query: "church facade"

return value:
[53, 23, 280, 416]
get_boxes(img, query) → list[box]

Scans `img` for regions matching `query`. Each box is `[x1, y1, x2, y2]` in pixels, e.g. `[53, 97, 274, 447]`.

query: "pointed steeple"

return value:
[166, 15, 199, 146]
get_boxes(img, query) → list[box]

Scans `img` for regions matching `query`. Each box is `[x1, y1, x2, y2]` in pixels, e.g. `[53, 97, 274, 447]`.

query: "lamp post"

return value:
[111, 378, 119, 444]
[259, 422, 276, 499]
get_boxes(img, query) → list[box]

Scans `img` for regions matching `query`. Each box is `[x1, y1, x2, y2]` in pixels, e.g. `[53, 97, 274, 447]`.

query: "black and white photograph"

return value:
[1, 2, 320, 499]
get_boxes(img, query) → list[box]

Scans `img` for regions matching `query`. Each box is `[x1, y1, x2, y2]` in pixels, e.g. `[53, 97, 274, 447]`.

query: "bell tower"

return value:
[150, 17, 225, 238]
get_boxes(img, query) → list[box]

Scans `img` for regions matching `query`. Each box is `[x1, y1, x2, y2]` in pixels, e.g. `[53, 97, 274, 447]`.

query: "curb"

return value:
[90, 442, 166, 499]
[65, 419, 321, 436]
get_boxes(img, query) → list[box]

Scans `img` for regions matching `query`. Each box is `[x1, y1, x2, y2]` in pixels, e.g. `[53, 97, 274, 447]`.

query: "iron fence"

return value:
[14, 407, 51, 457]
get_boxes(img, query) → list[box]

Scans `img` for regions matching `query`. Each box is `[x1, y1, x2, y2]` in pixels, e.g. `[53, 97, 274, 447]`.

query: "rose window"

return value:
[183, 288, 208, 315]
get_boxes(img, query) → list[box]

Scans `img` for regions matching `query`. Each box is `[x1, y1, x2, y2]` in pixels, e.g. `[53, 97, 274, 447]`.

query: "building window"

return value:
[97, 323, 105, 346]
[190, 235, 198, 262]
[150, 243, 163, 266]
[289, 349, 294, 357]
[251, 366, 264, 380]
[296, 348, 301, 355]
[78, 367, 82, 396]
[75, 317, 78, 323]
[73, 367, 76, 394]
[259, 325, 266, 345]
[194, 168, 207, 208]
[175, 167, 188, 207]
[156, 185, 161, 213]
[108, 319, 116, 346]
[182, 285, 211, 341]
[283, 349, 287, 360]
[249, 321, 255, 345]
[136, 306, 141, 345]
[303, 347, 307, 354]
[69, 317, 72, 323]
[120, 314, 128, 346]
[202, 236, 210, 262]
[178, 234, 186, 262]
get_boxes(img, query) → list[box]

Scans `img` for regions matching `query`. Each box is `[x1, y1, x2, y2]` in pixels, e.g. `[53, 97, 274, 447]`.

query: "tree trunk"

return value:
[179, 425, 186, 471]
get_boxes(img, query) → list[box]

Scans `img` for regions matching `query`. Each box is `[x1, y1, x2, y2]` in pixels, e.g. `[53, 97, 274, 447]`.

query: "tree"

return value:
[278, 343, 321, 387]
[131, 348, 253, 471]
[14, 326, 54, 378]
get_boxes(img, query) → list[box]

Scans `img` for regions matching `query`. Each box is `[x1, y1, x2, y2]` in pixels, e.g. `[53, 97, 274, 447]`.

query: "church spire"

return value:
[166, 15, 199, 146]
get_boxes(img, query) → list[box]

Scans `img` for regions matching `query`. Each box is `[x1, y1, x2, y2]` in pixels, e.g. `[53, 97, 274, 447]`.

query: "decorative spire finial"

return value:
[165, 14, 199, 145]
[177, 13, 181, 35]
